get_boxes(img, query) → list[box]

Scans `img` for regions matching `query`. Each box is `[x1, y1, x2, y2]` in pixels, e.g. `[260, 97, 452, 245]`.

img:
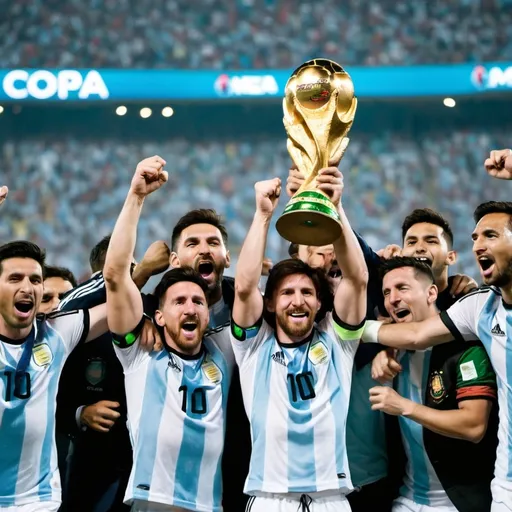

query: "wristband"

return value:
[361, 320, 383, 344]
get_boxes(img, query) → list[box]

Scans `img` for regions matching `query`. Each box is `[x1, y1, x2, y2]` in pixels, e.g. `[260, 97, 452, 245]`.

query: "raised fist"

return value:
[130, 155, 168, 198]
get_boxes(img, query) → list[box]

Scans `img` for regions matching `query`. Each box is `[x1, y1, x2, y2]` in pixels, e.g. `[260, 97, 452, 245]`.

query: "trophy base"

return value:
[276, 190, 342, 246]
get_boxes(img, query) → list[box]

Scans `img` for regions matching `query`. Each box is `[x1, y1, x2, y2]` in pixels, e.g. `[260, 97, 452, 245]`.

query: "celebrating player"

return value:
[370, 257, 497, 512]
[103, 156, 234, 511]
[363, 163, 512, 511]
[231, 167, 368, 511]
[0, 241, 107, 511]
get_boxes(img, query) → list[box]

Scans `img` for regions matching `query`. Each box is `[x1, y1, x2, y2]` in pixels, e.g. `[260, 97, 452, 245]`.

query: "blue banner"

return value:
[0, 63, 511, 102]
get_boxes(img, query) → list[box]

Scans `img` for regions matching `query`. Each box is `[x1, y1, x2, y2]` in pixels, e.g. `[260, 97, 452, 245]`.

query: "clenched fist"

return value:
[254, 178, 281, 217]
[130, 155, 168, 198]
[484, 149, 512, 180]
[139, 240, 171, 277]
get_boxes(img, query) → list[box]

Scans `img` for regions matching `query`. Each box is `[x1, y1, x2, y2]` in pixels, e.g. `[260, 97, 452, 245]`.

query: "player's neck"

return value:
[208, 283, 222, 305]
[434, 271, 449, 294]
[501, 283, 512, 306]
[0, 316, 32, 341]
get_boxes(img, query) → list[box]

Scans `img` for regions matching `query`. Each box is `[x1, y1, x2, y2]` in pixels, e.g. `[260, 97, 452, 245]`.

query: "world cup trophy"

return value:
[276, 58, 357, 245]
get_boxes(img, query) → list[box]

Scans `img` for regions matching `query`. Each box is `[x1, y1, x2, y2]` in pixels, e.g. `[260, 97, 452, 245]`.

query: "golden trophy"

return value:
[276, 58, 357, 246]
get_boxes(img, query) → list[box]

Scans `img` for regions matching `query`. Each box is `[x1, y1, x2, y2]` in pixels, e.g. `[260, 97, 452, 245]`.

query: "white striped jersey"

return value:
[441, 286, 512, 509]
[115, 326, 234, 512]
[0, 310, 89, 508]
[396, 349, 455, 508]
[230, 312, 363, 495]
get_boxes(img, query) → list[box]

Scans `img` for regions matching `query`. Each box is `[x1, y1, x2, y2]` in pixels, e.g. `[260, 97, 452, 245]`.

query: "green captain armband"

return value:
[112, 316, 146, 348]
[231, 317, 263, 341]
[332, 312, 366, 341]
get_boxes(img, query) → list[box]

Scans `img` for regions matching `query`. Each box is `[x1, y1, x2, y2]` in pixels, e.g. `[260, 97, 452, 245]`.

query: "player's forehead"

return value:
[178, 224, 224, 245]
[0, 257, 42, 278]
[43, 276, 73, 294]
[276, 273, 315, 292]
[165, 280, 206, 301]
[405, 222, 444, 239]
[473, 213, 512, 235]
[383, 267, 417, 289]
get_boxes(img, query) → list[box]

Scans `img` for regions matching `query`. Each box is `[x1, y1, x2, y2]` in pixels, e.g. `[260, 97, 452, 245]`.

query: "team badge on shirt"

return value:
[429, 371, 446, 403]
[202, 357, 222, 384]
[308, 341, 328, 365]
[32, 343, 54, 369]
[85, 359, 106, 386]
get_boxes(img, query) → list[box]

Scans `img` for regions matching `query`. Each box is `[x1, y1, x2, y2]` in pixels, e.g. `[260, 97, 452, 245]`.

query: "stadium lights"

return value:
[116, 105, 127, 116]
[0, 106, 4, 114]
[443, 97, 456, 108]
[140, 107, 152, 118]
[162, 106, 174, 117]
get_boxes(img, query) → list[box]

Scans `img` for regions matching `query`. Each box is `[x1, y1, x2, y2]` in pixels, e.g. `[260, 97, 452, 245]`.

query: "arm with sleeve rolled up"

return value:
[233, 179, 281, 329]
[103, 155, 168, 336]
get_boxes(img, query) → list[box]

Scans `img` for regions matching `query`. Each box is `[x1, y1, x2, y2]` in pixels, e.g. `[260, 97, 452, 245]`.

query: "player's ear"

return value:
[265, 297, 275, 313]
[225, 250, 231, 269]
[170, 252, 181, 268]
[445, 249, 457, 267]
[154, 309, 165, 327]
[427, 284, 438, 306]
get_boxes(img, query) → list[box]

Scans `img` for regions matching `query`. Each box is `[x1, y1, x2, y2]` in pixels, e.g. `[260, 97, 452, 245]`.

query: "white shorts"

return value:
[0, 503, 60, 512]
[247, 494, 351, 512]
[392, 496, 457, 512]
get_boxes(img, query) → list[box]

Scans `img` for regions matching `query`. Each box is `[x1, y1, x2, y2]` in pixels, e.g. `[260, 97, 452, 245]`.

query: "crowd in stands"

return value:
[3, 0, 512, 69]
[0, 129, 508, 282]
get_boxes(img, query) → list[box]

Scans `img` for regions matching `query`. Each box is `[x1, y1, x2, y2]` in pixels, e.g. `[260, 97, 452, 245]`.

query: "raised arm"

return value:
[316, 167, 368, 326]
[103, 156, 168, 335]
[233, 178, 281, 328]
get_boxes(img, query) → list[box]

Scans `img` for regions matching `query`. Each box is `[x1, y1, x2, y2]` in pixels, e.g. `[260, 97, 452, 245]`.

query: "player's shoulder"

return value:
[38, 309, 82, 323]
[456, 286, 500, 308]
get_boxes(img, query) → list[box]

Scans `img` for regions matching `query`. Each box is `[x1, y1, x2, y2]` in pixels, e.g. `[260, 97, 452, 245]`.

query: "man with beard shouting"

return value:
[104, 156, 235, 511]
[231, 167, 368, 511]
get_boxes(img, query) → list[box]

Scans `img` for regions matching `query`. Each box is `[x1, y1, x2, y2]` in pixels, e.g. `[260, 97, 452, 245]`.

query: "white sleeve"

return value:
[113, 337, 149, 373]
[46, 309, 89, 354]
[440, 290, 487, 342]
[317, 311, 365, 358]
[229, 318, 273, 367]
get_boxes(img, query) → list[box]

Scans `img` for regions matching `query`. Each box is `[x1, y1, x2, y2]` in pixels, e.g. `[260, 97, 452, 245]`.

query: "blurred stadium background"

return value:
[1, 0, 512, 282]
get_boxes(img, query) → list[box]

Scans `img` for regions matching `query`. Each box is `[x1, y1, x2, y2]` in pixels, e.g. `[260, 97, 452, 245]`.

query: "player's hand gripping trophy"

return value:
[276, 59, 357, 245]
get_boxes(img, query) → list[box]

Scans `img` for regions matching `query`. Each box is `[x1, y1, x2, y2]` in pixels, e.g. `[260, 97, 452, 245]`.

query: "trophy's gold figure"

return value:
[276, 59, 357, 246]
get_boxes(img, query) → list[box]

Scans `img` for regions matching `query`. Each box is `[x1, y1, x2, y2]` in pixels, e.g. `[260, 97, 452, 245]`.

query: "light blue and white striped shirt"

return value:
[230, 313, 362, 495]
[441, 286, 512, 510]
[0, 310, 88, 508]
[115, 326, 234, 512]
[396, 349, 455, 508]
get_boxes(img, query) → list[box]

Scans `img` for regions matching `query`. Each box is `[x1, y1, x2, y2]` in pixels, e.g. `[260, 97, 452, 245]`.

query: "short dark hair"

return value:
[288, 243, 299, 258]
[380, 256, 435, 284]
[171, 209, 228, 251]
[473, 201, 512, 227]
[153, 267, 209, 307]
[44, 265, 77, 288]
[0, 241, 46, 275]
[263, 259, 333, 327]
[89, 235, 111, 273]
[401, 208, 454, 248]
